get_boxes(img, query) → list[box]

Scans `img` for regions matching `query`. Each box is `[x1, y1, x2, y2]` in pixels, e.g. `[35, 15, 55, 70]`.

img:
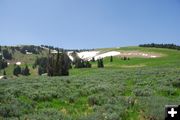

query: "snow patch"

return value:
[0, 76, 4, 79]
[77, 51, 99, 61]
[94, 51, 120, 60]
[16, 62, 21, 65]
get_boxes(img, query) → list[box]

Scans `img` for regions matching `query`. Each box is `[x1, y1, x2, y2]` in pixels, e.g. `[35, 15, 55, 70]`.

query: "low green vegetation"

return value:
[0, 46, 180, 120]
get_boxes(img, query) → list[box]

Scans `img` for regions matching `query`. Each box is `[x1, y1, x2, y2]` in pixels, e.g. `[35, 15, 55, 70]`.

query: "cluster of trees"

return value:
[33, 57, 48, 75]
[74, 60, 91, 68]
[97, 59, 104, 68]
[20, 45, 42, 54]
[41, 45, 94, 52]
[0, 46, 13, 60]
[40, 45, 63, 52]
[0, 54, 8, 70]
[47, 50, 71, 76]
[33, 50, 71, 76]
[139, 43, 180, 50]
[2, 49, 12, 60]
[13, 65, 30, 76]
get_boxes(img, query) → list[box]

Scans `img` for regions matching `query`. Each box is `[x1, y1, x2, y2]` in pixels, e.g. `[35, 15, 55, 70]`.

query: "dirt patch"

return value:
[118, 51, 162, 58]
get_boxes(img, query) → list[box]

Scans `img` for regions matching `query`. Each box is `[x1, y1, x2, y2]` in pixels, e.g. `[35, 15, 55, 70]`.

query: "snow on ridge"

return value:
[66, 50, 159, 61]
[77, 51, 99, 61]
[94, 51, 120, 60]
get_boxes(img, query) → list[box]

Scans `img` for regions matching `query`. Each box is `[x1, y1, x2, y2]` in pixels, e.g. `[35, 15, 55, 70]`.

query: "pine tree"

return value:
[22, 65, 30, 76]
[47, 54, 54, 76]
[0, 59, 8, 70]
[97, 58, 104, 68]
[91, 57, 95, 62]
[54, 49, 61, 76]
[3, 70, 6, 75]
[38, 66, 43, 75]
[110, 56, 113, 62]
[13, 65, 21, 76]
[61, 52, 70, 75]
[100, 59, 104, 68]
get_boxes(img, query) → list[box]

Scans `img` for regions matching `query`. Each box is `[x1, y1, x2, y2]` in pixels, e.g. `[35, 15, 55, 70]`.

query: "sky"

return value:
[0, 0, 180, 49]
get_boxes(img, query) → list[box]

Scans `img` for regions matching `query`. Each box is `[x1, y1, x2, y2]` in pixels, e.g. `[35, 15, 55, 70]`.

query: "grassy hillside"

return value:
[0, 47, 180, 120]
[0, 46, 48, 77]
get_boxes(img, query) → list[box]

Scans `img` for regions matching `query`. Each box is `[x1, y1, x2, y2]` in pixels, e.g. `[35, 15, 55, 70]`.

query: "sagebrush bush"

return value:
[172, 78, 180, 88]
[0, 66, 180, 119]
[133, 87, 153, 96]
[20, 108, 72, 120]
[88, 95, 99, 106]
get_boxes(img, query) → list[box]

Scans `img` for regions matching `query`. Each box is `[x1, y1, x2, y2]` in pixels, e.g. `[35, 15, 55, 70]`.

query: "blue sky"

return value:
[0, 0, 180, 49]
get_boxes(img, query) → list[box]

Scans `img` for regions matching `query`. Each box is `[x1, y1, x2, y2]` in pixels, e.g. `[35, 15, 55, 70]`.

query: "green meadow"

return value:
[0, 47, 180, 120]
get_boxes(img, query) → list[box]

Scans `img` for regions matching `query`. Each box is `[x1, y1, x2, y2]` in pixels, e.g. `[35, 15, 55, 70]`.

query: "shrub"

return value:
[88, 95, 99, 106]
[20, 108, 71, 120]
[133, 87, 152, 96]
[13, 65, 21, 76]
[21, 65, 30, 76]
[0, 104, 21, 117]
[68, 96, 76, 103]
[172, 78, 180, 88]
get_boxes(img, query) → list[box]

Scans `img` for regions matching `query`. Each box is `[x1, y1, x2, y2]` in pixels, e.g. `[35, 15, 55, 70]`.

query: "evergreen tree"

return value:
[123, 56, 127, 60]
[91, 57, 95, 62]
[100, 59, 104, 68]
[38, 66, 44, 75]
[33, 57, 48, 74]
[47, 54, 54, 76]
[97, 58, 104, 68]
[0, 59, 8, 70]
[110, 56, 113, 62]
[13, 65, 21, 76]
[3, 70, 6, 75]
[54, 49, 61, 76]
[61, 52, 71, 75]
[21, 65, 30, 76]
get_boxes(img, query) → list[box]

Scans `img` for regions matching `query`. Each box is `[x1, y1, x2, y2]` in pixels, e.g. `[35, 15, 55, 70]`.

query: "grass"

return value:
[0, 47, 180, 120]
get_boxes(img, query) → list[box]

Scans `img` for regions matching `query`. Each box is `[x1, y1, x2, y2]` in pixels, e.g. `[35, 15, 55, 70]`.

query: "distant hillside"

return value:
[1, 44, 180, 77]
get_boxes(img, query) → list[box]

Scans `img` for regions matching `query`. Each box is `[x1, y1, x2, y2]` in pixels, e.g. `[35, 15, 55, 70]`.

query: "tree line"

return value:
[139, 43, 180, 50]
[41, 45, 94, 52]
